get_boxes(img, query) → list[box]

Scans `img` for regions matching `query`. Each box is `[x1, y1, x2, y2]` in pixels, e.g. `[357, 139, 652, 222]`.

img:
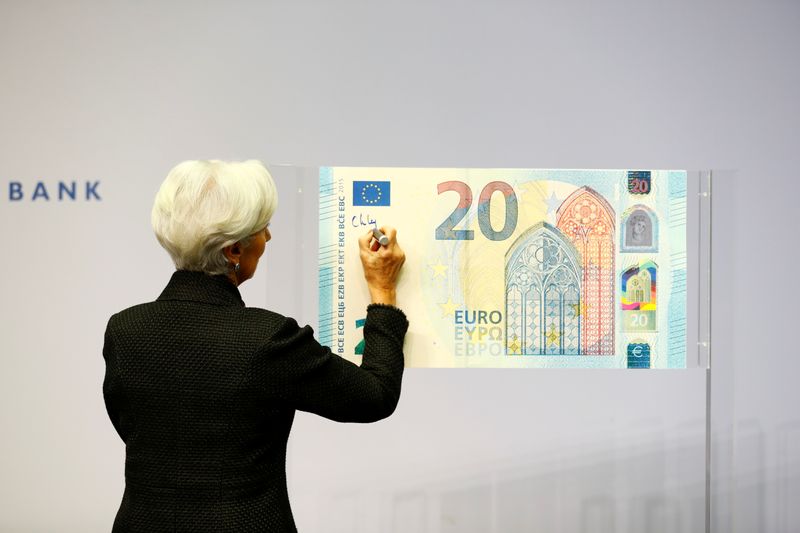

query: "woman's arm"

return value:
[257, 227, 408, 421]
[256, 306, 407, 423]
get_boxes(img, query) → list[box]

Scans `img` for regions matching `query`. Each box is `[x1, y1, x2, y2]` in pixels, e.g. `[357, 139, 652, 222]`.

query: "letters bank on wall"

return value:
[5, 180, 102, 202]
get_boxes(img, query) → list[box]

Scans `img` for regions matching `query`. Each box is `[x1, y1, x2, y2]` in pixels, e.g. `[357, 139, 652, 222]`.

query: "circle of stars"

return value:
[361, 183, 383, 205]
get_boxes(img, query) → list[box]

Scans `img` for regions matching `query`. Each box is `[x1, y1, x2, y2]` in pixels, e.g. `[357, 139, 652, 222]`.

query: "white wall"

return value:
[0, 1, 797, 532]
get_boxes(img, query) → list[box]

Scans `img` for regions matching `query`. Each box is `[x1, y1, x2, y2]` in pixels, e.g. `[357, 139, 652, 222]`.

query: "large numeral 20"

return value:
[435, 181, 518, 241]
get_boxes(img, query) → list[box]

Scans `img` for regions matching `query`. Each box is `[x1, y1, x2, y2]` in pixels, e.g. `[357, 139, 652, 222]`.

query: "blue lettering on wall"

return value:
[85, 181, 101, 200]
[5, 180, 102, 202]
[32, 182, 50, 201]
[59, 181, 76, 201]
[9, 182, 23, 201]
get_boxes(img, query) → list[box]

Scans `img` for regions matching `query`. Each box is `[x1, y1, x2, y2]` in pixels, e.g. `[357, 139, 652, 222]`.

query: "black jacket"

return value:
[102, 270, 408, 532]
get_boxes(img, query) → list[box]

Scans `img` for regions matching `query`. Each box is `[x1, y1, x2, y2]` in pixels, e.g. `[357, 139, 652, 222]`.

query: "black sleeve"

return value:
[102, 315, 128, 443]
[257, 304, 409, 423]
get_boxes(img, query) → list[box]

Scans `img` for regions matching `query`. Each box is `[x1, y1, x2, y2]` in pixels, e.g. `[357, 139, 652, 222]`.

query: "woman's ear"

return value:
[223, 241, 243, 264]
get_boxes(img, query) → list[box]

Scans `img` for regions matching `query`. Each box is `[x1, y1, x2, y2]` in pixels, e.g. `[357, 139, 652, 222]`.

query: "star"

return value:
[545, 191, 562, 215]
[545, 327, 561, 345]
[428, 260, 448, 279]
[438, 297, 459, 318]
[570, 300, 588, 317]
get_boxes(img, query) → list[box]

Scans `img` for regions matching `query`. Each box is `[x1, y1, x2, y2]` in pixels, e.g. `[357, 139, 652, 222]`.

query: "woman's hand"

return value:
[358, 226, 406, 306]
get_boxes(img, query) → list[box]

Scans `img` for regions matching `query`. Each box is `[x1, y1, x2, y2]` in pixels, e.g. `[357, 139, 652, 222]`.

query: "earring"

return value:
[234, 263, 241, 273]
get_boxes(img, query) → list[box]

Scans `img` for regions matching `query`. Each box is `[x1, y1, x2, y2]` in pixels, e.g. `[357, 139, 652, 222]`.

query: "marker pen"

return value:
[372, 228, 390, 246]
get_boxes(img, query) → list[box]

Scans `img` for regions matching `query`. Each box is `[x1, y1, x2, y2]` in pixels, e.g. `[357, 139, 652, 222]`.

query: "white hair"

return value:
[151, 160, 278, 275]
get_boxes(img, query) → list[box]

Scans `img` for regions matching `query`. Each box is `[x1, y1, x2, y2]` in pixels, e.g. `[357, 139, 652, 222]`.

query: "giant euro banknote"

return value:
[318, 168, 687, 369]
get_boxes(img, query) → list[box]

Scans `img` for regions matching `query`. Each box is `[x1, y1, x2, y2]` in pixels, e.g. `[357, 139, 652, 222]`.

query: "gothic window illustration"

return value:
[621, 205, 658, 252]
[621, 261, 658, 332]
[505, 223, 582, 355]
[555, 187, 616, 354]
[621, 262, 657, 309]
[627, 270, 650, 303]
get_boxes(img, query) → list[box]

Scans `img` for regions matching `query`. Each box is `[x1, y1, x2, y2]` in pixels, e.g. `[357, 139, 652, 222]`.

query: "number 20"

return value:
[436, 181, 518, 241]
[631, 178, 650, 194]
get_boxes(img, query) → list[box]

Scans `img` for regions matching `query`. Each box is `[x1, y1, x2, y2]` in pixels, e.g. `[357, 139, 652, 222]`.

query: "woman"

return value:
[102, 160, 407, 532]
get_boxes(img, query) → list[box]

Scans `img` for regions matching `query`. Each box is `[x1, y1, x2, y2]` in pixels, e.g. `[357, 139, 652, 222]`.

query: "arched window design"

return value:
[621, 261, 657, 310]
[621, 205, 658, 253]
[555, 187, 616, 354]
[625, 270, 651, 303]
[621, 261, 658, 333]
[505, 223, 582, 355]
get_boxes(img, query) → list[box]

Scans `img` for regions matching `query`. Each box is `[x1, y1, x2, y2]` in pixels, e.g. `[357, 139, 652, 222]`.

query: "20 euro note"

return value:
[318, 167, 687, 369]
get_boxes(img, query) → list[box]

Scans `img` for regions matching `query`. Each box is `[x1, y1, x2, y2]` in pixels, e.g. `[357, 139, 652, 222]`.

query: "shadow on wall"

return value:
[306, 419, 800, 533]
[311, 419, 711, 533]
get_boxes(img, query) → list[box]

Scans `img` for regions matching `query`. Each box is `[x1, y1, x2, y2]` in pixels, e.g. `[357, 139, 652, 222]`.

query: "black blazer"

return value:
[102, 270, 408, 532]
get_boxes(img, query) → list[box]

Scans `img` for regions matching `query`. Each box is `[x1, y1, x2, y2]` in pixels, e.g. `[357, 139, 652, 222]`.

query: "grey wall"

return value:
[0, 1, 797, 532]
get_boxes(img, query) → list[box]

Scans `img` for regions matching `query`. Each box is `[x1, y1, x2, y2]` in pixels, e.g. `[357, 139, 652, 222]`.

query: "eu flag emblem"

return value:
[353, 181, 391, 206]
